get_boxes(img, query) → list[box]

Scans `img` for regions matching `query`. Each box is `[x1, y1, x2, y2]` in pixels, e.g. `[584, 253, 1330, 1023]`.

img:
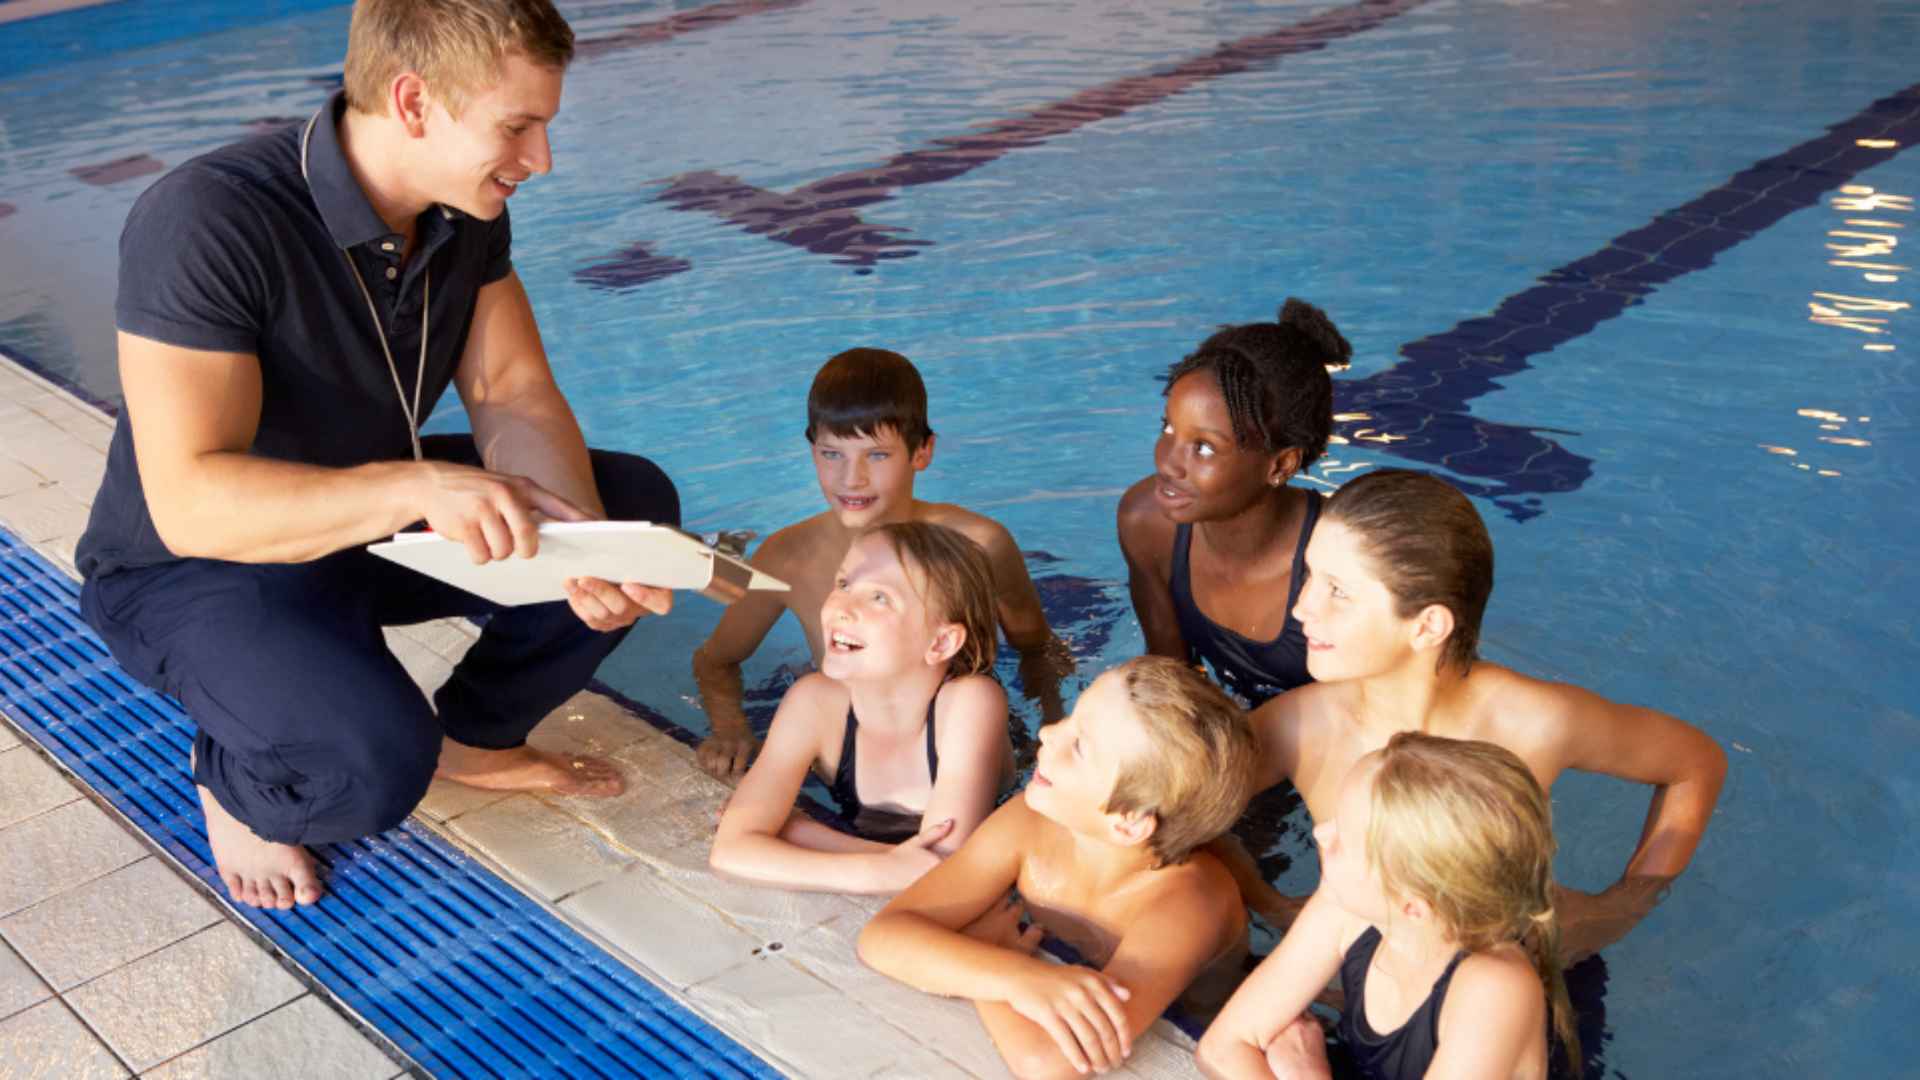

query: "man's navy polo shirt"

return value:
[77, 91, 514, 579]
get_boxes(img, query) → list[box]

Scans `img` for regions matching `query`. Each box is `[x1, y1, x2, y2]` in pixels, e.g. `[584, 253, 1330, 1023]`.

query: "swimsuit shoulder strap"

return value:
[1285, 489, 1322, 608]
[1169, 521, 1195, 601]
[925, 687, 940, 782]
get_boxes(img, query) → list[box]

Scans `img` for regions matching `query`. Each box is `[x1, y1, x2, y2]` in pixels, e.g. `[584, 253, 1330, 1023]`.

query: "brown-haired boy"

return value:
[858, 656, 1257, 1079]
[693, 347, 1068, 779]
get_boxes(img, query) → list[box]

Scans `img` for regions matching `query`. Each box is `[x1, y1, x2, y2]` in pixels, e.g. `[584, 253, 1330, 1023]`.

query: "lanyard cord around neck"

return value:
[300, 107, 427, 462]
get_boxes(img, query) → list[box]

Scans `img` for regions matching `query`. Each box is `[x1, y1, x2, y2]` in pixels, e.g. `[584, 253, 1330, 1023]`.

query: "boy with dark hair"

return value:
[857, 656, 1258, 1079]
[693, 347, 1067, 779]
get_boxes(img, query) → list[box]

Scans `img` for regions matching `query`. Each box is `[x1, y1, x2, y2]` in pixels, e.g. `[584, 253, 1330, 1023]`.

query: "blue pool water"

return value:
[2, 1, 1916, 1075]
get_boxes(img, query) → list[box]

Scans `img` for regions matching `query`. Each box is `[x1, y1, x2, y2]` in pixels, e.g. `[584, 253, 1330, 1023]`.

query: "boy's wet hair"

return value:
[1161, 298, 1351, 471]
[1324, 468, 1492, 674]
[1102, 656, 1258, 868]
[861, 522, 998, 678]
[806, 348, 934, 454]
[346, 0, 574, 118]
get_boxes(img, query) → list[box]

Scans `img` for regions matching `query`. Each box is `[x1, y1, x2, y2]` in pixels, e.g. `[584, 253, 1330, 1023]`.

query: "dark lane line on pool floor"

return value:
[1361, 80, 1920, 517]
[574, 0, 815, 59]
[579, 0, 1429, 284]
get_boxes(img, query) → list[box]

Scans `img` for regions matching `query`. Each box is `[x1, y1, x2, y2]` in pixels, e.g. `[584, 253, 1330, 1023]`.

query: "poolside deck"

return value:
[0, 348, 1203, 1077]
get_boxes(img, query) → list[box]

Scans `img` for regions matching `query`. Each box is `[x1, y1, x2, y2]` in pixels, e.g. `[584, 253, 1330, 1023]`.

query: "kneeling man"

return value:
[78, 0, 671, 909]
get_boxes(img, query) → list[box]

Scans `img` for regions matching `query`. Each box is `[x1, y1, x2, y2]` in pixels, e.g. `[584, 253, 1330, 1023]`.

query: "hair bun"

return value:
[1278, 297, 1354, 368]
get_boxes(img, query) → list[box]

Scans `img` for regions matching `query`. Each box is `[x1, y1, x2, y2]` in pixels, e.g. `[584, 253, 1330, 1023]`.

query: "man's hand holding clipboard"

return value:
[369, 520, 789, 630]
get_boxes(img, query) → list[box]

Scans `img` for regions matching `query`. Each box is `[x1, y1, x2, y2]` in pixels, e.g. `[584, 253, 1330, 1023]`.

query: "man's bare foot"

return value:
[198, 785, 323, 909]
[695, 729, 759, 782]
[435, 739, 625, 797]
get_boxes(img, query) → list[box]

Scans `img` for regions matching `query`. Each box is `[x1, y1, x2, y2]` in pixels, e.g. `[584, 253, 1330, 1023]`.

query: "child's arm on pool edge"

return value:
[709, 674, 952, 893]
[1196, 888, 1348, 1080]
[860, 801, 1134, 1077]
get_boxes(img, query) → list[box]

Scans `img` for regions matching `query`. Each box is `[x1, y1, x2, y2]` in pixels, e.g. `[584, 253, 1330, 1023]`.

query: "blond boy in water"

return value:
[859, 656, 1257, 1079]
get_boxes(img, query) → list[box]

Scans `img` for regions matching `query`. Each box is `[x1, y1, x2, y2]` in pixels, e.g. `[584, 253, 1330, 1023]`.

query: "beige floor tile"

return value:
[35, 534, 78, 576]
[1, 857, 221, 991]
[0, 800, 147, 917]
[1108, 1021, 1202, 1078]
[7, 430, 103, 500]
[142, 995, 398, 1080]
[383, 631, 453, 696]
[561, 864, 764, 989]
[0, 721, 19, 752]
[0, 403, 65, 449]
[26, 394, 112, 441]
[0, 482, 89, 543]
[779, 921, 1013, 1079]
[412, 778, 511, 824]
[393, 617, 478, 662]
[0, 455, 40, 498]
[0, 999, 128, 1079]
[688, 953, 930, 1079]
[0, 940, 51, 1021]
[446, 795, 635, 901]
[0, 747, 81, 829]
[867, 1045, 978, 1079]
[524, 693, 667, 759]
[539, 741, 723, 858]
[65, 922, 303, 1072]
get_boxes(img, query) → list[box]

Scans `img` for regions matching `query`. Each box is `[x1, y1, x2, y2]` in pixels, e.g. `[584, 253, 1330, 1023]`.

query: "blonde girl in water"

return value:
[1200, 732, 1578, 1079]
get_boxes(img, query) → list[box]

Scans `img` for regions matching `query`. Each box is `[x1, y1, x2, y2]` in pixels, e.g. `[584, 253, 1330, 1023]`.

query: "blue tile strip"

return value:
[0, 526, 777, 1080]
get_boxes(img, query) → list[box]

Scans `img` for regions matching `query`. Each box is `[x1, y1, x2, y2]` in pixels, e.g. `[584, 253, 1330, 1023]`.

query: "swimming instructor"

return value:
[75, 0, 675, 909]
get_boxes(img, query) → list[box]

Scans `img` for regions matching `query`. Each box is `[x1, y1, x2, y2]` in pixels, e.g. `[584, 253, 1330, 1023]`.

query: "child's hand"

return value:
[1262, 1014, 1333, 1080]
[887, 817, 955, 878]
[962, 891, 1041, 953]
[1005, 966, 1133, 1075]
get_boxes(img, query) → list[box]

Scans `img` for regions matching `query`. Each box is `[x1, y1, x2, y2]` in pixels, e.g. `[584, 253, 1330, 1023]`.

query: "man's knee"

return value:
[308, 721, 440, 842]
[590, 450, 680, 525]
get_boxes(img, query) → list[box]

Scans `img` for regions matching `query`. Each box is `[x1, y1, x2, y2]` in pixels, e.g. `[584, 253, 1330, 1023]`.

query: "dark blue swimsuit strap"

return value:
[829, 689, 941, 819]
[1336, 925, 1471, 1079]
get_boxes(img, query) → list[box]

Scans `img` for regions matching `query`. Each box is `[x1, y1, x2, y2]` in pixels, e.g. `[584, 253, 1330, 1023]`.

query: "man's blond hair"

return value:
[1102, 657, 1257, 868]
[345, 0, 574, 117]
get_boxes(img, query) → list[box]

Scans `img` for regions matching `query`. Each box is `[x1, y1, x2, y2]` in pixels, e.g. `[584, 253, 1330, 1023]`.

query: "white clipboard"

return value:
[368, 521, 788, 607]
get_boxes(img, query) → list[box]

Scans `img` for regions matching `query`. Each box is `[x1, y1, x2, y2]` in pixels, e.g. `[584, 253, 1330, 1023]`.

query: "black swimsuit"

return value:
[1168, 489, 1322, 707]
[825, 696, 940, 843]
[1336, 926, 1469, 1080]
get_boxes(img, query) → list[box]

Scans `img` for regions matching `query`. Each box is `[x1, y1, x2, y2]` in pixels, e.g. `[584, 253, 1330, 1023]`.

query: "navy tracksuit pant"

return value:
[79, 434, 679, 846]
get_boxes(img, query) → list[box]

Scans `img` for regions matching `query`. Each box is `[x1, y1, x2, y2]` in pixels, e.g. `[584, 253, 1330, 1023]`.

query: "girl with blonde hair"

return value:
[1199, 732, 1578, 1079]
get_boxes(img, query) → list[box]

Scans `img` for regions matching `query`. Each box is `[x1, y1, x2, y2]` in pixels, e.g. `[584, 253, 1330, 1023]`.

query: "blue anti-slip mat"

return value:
[0, 526, 777, 1080]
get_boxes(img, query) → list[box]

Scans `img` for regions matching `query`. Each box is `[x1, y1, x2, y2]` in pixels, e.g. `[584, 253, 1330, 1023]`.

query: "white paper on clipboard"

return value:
[367, 521, 788, 607]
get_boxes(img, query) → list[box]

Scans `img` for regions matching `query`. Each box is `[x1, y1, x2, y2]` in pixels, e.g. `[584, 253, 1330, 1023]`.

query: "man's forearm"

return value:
[467, 385, 602, 517]
[151, 453, 420, 563]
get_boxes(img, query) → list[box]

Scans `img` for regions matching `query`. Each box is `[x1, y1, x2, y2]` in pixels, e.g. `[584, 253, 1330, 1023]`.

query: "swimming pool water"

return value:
[2, 1, 1915, 1075]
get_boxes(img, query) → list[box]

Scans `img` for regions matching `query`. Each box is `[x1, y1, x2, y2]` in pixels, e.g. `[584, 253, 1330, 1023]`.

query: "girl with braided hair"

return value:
[1117, 298, 1353, 707]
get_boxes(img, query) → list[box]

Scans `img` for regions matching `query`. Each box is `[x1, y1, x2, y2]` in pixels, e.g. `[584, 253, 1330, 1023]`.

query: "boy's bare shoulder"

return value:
[1127, 850, 1244, 936]
[915, 501, 1020, 556]
[753, 512, 843, 571]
